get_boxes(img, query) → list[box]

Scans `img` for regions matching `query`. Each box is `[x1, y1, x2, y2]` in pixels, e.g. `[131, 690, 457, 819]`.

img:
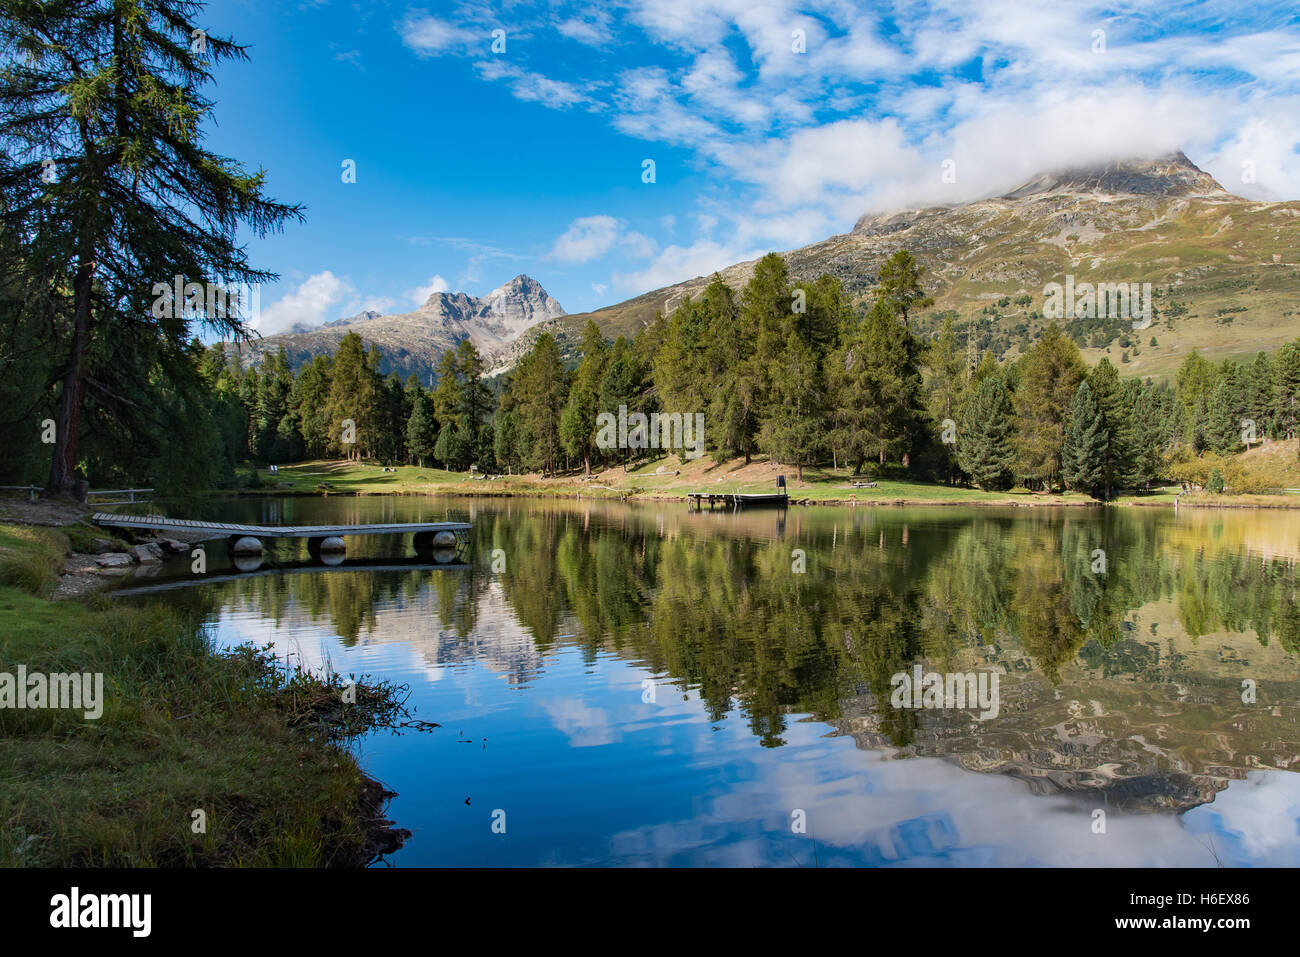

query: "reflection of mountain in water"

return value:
[831, 619, 1300, 813]
[201, 499, 1300, 816]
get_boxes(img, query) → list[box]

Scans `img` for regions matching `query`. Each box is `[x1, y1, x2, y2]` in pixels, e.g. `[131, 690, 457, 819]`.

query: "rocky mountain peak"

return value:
[999, 151, 1228, 201]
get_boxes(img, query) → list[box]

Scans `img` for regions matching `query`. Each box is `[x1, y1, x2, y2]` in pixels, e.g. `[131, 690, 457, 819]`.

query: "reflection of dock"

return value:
[109, 557, 470, 596]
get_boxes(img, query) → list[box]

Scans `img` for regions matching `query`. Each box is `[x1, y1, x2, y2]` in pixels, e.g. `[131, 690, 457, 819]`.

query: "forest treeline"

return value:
[169, 250, 1300, 501]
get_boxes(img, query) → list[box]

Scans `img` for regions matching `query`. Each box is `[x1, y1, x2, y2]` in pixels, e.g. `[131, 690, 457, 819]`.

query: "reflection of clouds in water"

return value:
[607, 717, 1288, 867]
[214, 611, 336, 675]
[1184, 771, 1300, 865]
[543, 666, 745, 751]
[538, 696, 619, 748]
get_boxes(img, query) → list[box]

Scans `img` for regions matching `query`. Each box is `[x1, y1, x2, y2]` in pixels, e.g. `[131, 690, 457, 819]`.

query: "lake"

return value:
[122, 497, 1300, 866]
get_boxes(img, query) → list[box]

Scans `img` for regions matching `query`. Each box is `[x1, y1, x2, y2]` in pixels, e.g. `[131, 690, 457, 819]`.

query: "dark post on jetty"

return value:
[687, 476, 789, 511]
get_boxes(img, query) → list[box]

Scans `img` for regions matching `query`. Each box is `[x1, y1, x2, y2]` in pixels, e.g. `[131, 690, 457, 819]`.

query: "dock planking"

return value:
[91, 512, 471, 539]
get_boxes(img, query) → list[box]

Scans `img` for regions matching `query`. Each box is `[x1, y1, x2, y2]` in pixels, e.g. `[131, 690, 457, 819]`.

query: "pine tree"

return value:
[509, 333, 567, 474]
[1061, 381, 1108, 499]
[1205, 378, 1241, 454]
[1088, 357, 1134, 499]
[404, 389, 437, 467]
[758, 332, 822, 480]
[560, 320, 609, 474]
[956, 375, 1016, 491]
[875, 250, 934, 329]
[1, 1, 302, 494]
[925, 317, 966, 483]
[827, 298, 920, 473]
[1013, 324, 1087, 490]
[599, 337, 645, 472]
[1273, 340, 1300, 440]
[1247, 351, 1275, 442]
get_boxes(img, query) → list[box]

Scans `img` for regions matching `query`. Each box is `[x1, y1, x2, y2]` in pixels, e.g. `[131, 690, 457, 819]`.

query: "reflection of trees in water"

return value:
[206, 505, 1300, 748]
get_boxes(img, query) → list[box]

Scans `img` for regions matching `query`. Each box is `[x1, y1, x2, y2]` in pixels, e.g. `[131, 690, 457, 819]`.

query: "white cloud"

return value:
[409, 274, 450, 305]
[550, 215, 658, 264]
[557, 12, 613, 46]
[613, 239, 761, 294]
[257, 272, 350, 334]
[398, 13, 477, 56]
[475, 59, 590, 109]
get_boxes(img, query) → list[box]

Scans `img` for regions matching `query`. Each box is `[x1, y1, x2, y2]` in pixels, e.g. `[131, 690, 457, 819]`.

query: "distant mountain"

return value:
[540, 152, 1300, 379]
[228, 275, 565, 384]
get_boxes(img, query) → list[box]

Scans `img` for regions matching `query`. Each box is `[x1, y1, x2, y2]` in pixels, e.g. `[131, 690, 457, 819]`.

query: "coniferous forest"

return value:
[7, 240, 1300, 500]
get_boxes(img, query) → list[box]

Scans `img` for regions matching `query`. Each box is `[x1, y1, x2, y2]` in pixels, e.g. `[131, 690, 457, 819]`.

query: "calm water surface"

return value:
[124, 497, 1300, 866]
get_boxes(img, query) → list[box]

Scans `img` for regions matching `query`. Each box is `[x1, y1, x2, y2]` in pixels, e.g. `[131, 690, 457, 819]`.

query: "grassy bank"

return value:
[235, 458, 1108, 506]
[0, 523, 407, 867]
[226, 457, 1248, 508]
[227, 449, 1300, 509]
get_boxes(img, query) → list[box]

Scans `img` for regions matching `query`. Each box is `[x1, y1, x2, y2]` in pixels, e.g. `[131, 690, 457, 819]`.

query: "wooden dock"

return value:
[92, 512, 470, 554]
[687, 492, 788, 510]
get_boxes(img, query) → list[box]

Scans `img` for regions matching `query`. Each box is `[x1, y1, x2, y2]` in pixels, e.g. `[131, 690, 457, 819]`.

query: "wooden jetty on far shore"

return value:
[687, 477, 789, 511]
[687, 492, 789, 510]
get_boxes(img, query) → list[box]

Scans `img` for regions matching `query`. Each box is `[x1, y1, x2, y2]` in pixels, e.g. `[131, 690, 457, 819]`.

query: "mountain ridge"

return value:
[228, 273, 565, 384]
[536, 152, 1298, 380]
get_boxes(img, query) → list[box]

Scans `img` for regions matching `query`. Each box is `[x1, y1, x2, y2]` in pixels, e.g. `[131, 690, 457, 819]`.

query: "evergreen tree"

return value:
[599, 337, 645, 472]
[925, 316, 966, 483]
[1088, 357, 1135, 498]
[1246, 351, 1275, 443]
[875, 250, 934, 328]
[1013, 324, 1087, 490]
[1273, 340, 1300, 440]
[1061, 381, 1108, 499]
[560, 320, 609, 474]
[827, 298, 920, 473]
[509, 333, 567, 473]
[956, 375, 1016, 490]
[493, 383, 522, 474]
[1, 0, 302, 494]
[758, 332, 822, 480]
[1205, 378, 1241, 454]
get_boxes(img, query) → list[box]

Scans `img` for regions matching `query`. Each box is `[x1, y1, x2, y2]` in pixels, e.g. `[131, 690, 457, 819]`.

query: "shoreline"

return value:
[210, 485, 1300, 510]
[0, 517, 410, 867]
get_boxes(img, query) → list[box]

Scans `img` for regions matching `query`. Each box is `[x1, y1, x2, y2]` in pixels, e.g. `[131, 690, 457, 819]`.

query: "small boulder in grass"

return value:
[87, 538, 117, 555]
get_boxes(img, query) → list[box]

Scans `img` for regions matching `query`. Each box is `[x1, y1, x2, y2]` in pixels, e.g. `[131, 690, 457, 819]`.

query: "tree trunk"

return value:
[47, 257, 95, 496]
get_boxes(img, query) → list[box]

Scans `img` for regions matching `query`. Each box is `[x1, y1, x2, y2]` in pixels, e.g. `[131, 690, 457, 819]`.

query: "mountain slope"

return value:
[544, 152, 1300, 379]
[229, 275, 564, 384]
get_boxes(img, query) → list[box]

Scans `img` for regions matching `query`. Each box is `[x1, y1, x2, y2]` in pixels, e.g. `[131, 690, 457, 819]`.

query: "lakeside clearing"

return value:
[0, 519, 409, 866]
[225, 454, 1300, 509]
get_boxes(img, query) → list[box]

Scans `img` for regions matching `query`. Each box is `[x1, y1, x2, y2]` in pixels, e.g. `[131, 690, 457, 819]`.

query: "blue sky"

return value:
[200, 0, 1300, 333]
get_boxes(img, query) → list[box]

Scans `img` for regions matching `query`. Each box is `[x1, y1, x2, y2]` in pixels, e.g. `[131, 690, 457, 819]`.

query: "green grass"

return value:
[0, 523, 407, 867]
[0, 525, 67, 597]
